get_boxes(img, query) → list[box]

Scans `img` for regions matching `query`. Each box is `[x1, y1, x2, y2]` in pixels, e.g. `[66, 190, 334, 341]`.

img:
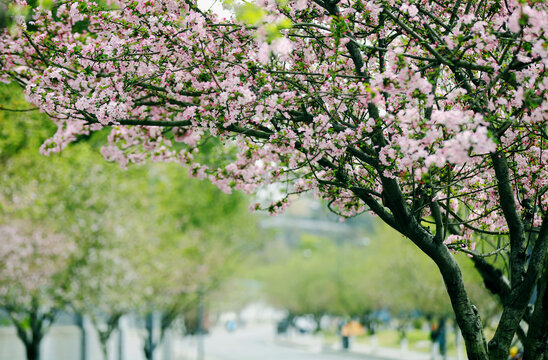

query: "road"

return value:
[197, 325, 384, 360]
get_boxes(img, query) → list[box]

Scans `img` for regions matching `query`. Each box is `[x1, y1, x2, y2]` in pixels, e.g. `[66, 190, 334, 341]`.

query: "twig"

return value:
[448, 243, 510, 258]
[0, 106, 38, 112]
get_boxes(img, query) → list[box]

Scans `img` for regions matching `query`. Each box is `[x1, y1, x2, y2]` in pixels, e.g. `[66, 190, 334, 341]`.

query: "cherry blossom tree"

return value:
[0, 0, 546, 359]
[0, 221, 76, 360]
[130, 163, 259, 360]
[72, 244, 138, 360]
[2, 80, 261, 360]
[0, 83, 143, 360]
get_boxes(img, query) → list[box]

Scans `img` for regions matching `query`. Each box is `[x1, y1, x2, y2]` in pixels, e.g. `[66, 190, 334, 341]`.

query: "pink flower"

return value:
[270, 37, 293, 56]
[407, 5, 418, 17]
[257, 42, 270, 64]
[507, 10, 521, 33]
[295, 0, 307, 11]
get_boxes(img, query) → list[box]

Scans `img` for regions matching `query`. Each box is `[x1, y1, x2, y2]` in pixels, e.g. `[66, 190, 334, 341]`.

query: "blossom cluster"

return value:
[0, 0, 546, 243]
[0, 222, 75, 306]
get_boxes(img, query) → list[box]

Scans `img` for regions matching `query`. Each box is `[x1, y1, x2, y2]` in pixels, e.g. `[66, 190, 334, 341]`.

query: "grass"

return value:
[322, 328, 463, 356]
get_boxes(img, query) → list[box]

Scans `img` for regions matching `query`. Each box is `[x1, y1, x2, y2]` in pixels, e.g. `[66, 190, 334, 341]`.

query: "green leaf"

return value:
[235, 2, 266, 26]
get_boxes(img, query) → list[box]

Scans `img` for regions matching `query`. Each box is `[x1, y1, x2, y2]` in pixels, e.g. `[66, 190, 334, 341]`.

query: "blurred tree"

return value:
[0, 83, 261, 360]
[257, 235, 337, 321]
[71, 241, 139, 360]
[0, 83, 141, 360]
[131, 163, 260, 360]
[0, 221, 76, 360]
[256, 222, 499, 335]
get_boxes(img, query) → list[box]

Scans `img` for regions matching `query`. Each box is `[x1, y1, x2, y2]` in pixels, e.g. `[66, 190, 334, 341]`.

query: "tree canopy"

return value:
[256, 223, 498, 321]
[0, 82, 260, 360]
[0, 1, 547, 359]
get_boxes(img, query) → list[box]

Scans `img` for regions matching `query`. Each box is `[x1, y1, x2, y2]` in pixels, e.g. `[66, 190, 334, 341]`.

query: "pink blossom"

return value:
[295, 0, 307, 11]
[407, 5, 418, 17]
[507, 10, 521, 32]
[270, 37, 293, 56]
[257, 42, 271, 64]
[0, 0, 545, 247]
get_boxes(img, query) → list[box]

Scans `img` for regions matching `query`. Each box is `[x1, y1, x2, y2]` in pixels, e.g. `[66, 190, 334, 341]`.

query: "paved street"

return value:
[198, 325, 385, 360]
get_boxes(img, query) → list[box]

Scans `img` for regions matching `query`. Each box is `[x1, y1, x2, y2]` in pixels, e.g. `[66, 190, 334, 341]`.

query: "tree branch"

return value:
[489, 214, 548, 358]
[523, 257, 548, 359]
[491, 152, 527, 286]
[471, 256, 511, 304]
[430, 200, 445, 244]
[350, 187, 398, 230]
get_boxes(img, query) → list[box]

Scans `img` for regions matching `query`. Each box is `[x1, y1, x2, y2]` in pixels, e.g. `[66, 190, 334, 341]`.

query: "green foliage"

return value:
[0, 83, 55, 163]
[235, 2, 266, 26]
[230, 0, 292, 42]
[254, 220, 498, 321]
[0, 83, 261, 326]
[255, 234, 369, 317]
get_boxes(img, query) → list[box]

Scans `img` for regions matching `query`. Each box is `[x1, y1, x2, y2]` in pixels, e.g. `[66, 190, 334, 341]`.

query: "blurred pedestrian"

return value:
[430, 321, 439, 359]
[509, 346, 523, 359]
[338, 320, 349, 350]
[438, 318, 447, 360]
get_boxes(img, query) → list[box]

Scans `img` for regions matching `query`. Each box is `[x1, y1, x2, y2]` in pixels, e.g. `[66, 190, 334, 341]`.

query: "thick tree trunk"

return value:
[144, 313, 156, 360]
[384, 214, 489, 359]
[486, 155, 545, 359]
[12, 310, 46, 360]
[374, 174, 490, 359]
[490, 217, 548, 360]
[523, 263, 548, 360]
[431, 244, 489, 360]
[25, 339, 41, 360]
[99, 341, 109, 360]
[489, 307, 529, 360]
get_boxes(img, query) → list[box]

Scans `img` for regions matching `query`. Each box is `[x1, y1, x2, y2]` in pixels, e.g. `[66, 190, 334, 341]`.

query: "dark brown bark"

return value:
[486, 154, 548, 360]
[14, 316, 45, 360]
[432, 246, 489, 360]
[408, 230, 489, 360]
[92, 313, 122, 360]
[471, 257, 511, 304]
[8, 301, 53, 360]
[490, 153, 527, 286]
[492, 217, 548, 359]
[523, 260, 548, 360]
[25, 340, 40, 360]
[373, 175, 489, 360]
